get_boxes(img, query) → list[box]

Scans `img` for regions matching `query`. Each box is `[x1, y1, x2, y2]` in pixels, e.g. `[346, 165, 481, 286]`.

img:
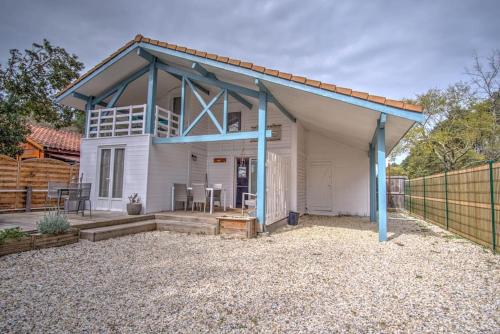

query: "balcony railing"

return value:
[87, 104, 179, 138]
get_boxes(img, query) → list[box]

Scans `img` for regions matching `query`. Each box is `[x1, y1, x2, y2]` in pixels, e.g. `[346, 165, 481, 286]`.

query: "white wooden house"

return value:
[55, 35, 424, 241]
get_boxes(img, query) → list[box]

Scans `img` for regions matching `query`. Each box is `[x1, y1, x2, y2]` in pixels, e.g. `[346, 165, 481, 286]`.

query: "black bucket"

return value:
[288, 211, 299, 225]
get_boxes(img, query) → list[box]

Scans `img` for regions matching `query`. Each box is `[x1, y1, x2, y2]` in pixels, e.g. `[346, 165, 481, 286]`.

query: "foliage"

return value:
[0, 39, 84, 157]
[0, 98, 30, 156]
[128, 193, 141, 204]
[0, 227, 28, 245]
[36, 212, 70, 235]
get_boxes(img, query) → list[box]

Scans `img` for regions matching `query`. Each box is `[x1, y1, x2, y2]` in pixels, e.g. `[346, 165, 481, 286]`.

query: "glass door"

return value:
[98, 147, 125, 210]
[249, 158, 257, 195]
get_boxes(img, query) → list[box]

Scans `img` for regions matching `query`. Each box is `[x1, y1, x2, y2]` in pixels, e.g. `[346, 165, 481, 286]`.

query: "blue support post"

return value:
[179, 76, 186, 135]
[256, 90, 268, 229]
[369, 143, 376, 223]
[377, 115, 387, 241]
[223, 89, 228, 133]
[145, 59, 157, 134]
[84, 96, 94, 138]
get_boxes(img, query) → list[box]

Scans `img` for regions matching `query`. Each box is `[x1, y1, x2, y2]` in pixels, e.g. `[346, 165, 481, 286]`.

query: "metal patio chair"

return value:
[212, 183, 223, 209]
[76, 183, 92, 217]
[46, 181, 68, 212]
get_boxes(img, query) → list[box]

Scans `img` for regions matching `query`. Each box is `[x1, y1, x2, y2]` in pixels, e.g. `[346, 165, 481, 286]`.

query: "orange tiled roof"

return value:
[28, 125, 81, 153]
[58, 34, 423, 113]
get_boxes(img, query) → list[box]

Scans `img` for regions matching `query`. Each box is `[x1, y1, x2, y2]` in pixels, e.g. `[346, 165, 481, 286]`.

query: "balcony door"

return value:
[97, 146, 125, 211]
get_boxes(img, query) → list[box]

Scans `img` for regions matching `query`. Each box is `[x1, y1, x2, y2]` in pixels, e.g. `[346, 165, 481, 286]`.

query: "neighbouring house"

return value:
[19, 124, 81, 164]
[55, 34, 424, 241]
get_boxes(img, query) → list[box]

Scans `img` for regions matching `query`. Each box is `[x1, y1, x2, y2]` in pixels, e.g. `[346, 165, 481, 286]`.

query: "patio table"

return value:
[171, 186, 226, 214]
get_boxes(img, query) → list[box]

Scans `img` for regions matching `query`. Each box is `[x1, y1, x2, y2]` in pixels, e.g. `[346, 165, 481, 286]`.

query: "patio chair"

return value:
[242, 192, 257, 216]
[174, 183, 191, 211]
[212, 183, 223, 209]
[45, 181, 68, 211]
[76, 183, 92, 217]
[191, 183, 207, 212]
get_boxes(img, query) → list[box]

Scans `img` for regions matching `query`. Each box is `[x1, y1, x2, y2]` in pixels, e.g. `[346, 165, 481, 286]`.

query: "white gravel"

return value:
[1, 213, 499, 333]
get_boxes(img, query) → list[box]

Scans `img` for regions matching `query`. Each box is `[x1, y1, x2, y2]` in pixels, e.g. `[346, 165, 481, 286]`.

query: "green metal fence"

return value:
[404, 160, 499, 252]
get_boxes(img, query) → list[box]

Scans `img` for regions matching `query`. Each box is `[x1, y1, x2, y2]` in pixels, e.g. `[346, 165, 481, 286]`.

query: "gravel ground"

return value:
[1, 213, 499, 333]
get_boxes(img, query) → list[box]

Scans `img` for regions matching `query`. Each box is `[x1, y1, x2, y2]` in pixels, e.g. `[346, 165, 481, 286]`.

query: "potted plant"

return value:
[127, 193, 142, 215]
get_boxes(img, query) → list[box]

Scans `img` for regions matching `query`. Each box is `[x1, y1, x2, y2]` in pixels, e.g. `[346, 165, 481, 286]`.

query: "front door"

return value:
[235, 158, 257, 208]
[97, 147, 125, 211]
[308, 161, 333, 212]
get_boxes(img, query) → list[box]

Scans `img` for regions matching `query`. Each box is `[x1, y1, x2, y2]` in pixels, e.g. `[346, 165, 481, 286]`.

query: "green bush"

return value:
[37, 212, 70, 235]
[0, 227, 28, 244]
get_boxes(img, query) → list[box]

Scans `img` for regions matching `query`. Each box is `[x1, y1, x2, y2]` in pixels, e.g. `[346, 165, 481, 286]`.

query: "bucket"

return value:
[287, 211, 299, 225]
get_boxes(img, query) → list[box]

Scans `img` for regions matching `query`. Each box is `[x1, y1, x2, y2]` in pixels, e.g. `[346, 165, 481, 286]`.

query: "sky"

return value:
[0, 0, 499, 101]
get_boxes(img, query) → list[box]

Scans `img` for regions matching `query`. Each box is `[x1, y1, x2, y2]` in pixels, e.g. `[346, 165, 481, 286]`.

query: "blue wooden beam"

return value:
[72, 92, 106, 108]
[83, 96, 93, 138]
[256, 90, 268, 228]
[192, 62, 253, 110]
[107, 83, 128, 108]
[223, 89, 228, 133]
[156, 62, 259, 98]
[376, 113, 387, 241]
[137, 48, 209, 96]
[369, 143, 376, 223]
[141, 43, 424, 123]
[93, 65, 149, 106]
[179, 76, 186, 134]
[152, 130, 272, 144]
[255, 79, 296, 123]
[183, 84, 224, 136]
[145, 59, 157, 134]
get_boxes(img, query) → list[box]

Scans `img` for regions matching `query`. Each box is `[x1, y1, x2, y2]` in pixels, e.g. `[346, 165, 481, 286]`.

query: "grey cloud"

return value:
[0, 0, 498, 100]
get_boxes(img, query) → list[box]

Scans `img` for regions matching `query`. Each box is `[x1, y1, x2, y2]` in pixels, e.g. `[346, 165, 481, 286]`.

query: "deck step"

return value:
[80, 220, 157, 242]
[155, 214, 218, 225]
[156, 220, 218, 235]
[72, 214, 156, 230]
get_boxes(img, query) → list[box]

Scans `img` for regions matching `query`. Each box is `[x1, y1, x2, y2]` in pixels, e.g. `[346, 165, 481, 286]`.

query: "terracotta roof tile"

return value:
[305, 79, 321, 88]
[29, 125, 81, 153]
[216, 56, 229, 63]
[320, 83, 336, 92]
[291, 76, 306, 84]
[264, 68, 279, 76]
[251, 65, 265, 73]
[278, 72, 293, 80]
[368, 95, 386, 104]
[57, 34, 422, 113]
[351, 91, 369, 99]
[336, 87, 352, 95]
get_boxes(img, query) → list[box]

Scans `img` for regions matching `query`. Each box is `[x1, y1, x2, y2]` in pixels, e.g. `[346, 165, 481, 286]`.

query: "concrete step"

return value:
[80, 220, 157, 242]
[155, 213, 218, 225]
[156, 220, 218, 235]
[72, 215, 156, 230]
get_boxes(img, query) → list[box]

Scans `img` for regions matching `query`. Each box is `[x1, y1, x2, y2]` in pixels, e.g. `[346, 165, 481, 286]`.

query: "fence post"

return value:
[489, 160, 496, 252]
[423, 177, 427, 220]
[25, 186, 32, 212]
[409, 179, 412, 213]
[403, 180, 406, 211]
[445, 171, 449, 230]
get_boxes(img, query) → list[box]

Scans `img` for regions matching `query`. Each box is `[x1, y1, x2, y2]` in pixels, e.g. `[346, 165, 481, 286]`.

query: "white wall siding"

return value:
[79, 135, 151, 212]
[305, 131, 369, 216]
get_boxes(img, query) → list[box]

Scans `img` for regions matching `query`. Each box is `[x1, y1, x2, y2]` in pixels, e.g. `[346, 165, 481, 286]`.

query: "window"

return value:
[173, 96, 181, 115]
[228, 112, 241, 132]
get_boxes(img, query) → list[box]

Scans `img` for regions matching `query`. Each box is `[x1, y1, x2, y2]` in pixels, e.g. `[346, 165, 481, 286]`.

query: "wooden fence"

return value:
[0, 155, 79, 211]
[404, 161, 499, 252]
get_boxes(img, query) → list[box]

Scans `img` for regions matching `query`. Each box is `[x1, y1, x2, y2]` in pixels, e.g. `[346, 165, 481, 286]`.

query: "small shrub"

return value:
[37, 212, 70, 235]
[0, 227, 28, 244]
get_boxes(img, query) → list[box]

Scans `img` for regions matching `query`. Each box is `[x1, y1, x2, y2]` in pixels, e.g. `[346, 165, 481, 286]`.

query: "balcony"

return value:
[87, 105, 179, 138]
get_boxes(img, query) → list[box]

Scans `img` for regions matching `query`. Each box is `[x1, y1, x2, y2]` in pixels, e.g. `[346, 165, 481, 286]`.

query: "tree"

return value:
[0, 39, 83, 157]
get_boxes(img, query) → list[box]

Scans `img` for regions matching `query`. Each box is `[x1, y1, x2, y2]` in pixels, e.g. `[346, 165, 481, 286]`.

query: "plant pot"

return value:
[127, 203, 142, 215]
